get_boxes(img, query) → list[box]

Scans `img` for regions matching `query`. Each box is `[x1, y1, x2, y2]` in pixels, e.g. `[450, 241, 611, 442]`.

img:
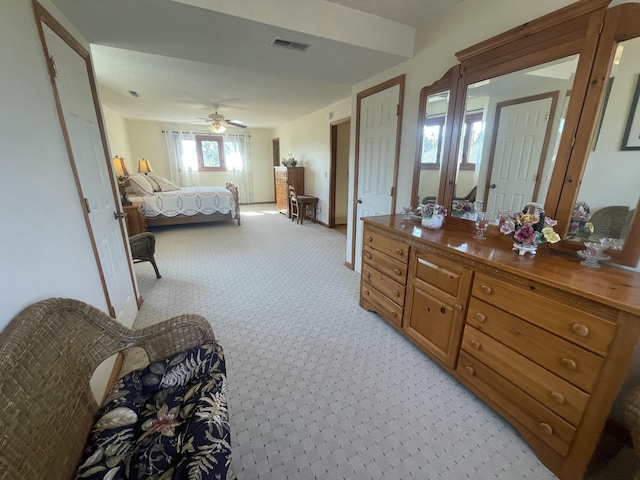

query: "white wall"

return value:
[1, 0, 110, 331]
[273, 98, 351, 225]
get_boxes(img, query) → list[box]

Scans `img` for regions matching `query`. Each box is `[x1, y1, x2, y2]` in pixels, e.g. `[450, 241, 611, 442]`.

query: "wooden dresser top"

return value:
[363, 215, 640, 316]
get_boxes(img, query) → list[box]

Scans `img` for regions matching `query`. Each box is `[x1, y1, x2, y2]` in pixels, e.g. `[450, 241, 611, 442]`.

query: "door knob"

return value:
[489, 184, 497, 189]
[113, 212, 125, 220]
[356, 198, 363, 204]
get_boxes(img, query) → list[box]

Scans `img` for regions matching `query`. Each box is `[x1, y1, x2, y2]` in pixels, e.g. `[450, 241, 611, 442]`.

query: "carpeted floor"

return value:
[126, 204, 636, 480]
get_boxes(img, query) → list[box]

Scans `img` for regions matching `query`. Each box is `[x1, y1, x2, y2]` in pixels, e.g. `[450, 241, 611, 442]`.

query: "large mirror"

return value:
[453, 55, 578, 221]
[412, 66, 459, 207]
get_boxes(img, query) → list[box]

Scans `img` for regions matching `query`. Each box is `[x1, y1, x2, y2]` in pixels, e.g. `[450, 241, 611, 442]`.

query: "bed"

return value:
[126, 174, 241, 227]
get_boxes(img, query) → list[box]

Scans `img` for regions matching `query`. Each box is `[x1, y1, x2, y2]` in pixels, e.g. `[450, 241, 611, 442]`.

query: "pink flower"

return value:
[514, 224, 536, 244]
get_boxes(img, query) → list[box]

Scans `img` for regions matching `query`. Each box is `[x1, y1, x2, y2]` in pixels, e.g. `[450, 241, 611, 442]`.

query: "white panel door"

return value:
[43, 25, 137, 324]
[354, 85, 399, 271]
[486, 97, 553, 218]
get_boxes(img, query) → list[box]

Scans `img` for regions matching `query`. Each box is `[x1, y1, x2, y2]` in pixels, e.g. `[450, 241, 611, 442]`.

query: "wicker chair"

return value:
[0, 298, 215, 480]
[588, 205, 634, 242]
[626, 386, 640, 480]
[129, 231, 161, 278]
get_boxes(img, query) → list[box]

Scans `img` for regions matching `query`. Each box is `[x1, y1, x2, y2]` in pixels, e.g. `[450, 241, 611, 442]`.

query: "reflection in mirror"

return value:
[416, 90, 450, 205]
[454, 54, 579, 221]
[568, 36, 640, 249]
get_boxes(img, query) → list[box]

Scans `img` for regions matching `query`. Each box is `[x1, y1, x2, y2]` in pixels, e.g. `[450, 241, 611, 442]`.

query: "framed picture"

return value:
[621, 75, 640, 150]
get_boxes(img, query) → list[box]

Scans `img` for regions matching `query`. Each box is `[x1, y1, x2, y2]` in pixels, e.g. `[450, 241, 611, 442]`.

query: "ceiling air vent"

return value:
[271, 38, 310, 52]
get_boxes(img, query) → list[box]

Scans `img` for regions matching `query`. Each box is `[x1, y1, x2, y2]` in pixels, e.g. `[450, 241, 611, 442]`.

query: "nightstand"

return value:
[123, 202, 147, 236]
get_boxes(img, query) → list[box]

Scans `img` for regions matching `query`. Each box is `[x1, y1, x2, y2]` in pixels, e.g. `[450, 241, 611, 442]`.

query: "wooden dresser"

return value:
[123, 202, 147, 236]
[359, 215, 640, 480]
[274, 166, 304, 217]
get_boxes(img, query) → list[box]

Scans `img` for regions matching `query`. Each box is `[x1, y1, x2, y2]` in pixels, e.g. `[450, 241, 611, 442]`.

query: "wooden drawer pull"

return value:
[470, 340, 481, 350]
[539, 423, 553, 436]
[561, 358, 577, 371]
[392, 289, 399, 297]
[455, 304, 463, 312]
[364, 271, 370, 278]
[480, 285, 492, 295]
[366, 235, 373, 242]
[365, 252, 372, 259]
[475, 312, 486, 322]
[571, 324, 589, 337]
[550, 392, 565, 405]
[391, 311, 397, 317]
[464, 366, 475, 376]
[395, 248, 404, 255]
[394, 269, 401, 276]
[363, 289, 369, 296]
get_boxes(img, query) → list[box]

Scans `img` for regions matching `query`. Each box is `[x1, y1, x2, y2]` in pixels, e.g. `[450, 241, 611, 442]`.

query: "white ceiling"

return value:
[49, 0, 463, 129]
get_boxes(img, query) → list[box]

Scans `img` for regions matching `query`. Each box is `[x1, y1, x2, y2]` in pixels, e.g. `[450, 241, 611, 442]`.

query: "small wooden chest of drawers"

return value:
[360, 226, 409, 328]
[123, 202, 147, 236]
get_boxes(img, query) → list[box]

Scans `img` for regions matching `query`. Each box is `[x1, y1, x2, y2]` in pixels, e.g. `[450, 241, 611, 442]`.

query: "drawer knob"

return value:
[464, 366, 475, 376]
[455, 304, 463, 312]
[364, 271, 370, 278]
[396, 248, 404, 255]
[470, 340, 481, 350]
[391, 311, 397, 317]
[475, 312, 486, 322]
[365, 252, 372, 259]
[539, 423, 553, 436]
[394, 269, 401, 276]
[550, 392, 565, 405]
[561, 358, 577, 371]
[392, 289, 399, 297]
[363, 289, 369, 296]
[480, 285, 492, 295]
[571, 324, 589, 337]
[366, 235, 373, 242]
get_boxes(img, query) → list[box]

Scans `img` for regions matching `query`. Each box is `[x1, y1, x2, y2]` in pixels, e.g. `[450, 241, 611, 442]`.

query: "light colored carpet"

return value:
[126, 204, 635, 480]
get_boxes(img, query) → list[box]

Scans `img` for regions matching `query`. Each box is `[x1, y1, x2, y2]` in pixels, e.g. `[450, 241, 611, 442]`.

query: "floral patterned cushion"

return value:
[75, 343, 235, 480]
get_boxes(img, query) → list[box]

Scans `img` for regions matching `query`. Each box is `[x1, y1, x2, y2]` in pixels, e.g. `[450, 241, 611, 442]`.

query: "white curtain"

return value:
[164, 131, 197, 187]
[225, 133, 253, 204]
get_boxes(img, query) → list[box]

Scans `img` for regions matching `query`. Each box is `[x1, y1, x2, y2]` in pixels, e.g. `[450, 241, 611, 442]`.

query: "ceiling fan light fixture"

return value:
[209, 123, 226, 134]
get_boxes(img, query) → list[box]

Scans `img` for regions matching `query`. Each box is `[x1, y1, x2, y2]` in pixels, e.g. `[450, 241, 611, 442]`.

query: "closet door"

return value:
[37, 6, 138, 324]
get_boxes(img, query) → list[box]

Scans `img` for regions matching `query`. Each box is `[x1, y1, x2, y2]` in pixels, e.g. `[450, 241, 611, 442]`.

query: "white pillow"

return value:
[127, 174, 155, 195]
[147, 174, 180, 192]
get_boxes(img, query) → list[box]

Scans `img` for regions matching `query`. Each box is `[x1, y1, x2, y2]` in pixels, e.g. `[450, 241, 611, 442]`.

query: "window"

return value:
[196, 135, 225, 171]
[421, 115, 445, 170]
[459, 112, 484, 171]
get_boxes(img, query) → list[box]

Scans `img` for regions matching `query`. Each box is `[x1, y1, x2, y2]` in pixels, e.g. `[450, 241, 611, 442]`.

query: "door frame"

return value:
[272, 137, 280, 202]
[482, 91, 559, 210]
[350, 74, 405, 269]
[33, 1, 139, 315]
[329, 117, 350, 229]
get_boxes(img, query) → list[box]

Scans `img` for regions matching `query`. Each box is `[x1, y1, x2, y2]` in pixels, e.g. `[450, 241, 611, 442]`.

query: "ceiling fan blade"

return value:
[226, 119, 247, 128]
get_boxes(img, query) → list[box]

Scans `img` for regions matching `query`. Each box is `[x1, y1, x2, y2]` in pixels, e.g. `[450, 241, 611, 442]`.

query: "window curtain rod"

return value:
[161, 130, 251, 137]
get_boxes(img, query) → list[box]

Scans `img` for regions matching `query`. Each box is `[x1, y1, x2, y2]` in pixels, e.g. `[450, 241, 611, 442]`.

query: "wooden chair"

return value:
[288, 184, 318, 225]
[288, 184, 301, 223]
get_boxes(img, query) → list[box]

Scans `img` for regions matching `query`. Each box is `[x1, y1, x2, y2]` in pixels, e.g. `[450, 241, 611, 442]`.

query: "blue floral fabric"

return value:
[75, 343, 236, 480]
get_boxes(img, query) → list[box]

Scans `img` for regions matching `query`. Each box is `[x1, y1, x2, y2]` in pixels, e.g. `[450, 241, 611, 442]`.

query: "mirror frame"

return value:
[411, 65, 460, 208]
[412, 0, 640, 267]
[550, 2, 640, 266]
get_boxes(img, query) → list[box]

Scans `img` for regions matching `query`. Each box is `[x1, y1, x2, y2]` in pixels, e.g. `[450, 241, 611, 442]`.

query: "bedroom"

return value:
[2, 0, 640, 478]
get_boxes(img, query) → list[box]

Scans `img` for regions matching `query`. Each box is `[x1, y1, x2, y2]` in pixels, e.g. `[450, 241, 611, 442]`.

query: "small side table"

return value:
[123, 202, 147, 236]
[296, 195, 318, 224]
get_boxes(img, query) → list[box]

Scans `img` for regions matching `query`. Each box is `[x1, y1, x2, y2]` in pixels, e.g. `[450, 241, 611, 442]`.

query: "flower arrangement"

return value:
[567, 201, 593, 238]
[450, 200, 475, 218]
[417, 202, 447, 218]
[500, 203, 560, 249]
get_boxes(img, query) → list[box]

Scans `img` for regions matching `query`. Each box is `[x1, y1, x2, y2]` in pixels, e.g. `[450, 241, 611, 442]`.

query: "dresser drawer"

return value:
[361, 283, 403, 328]
[413, 251, 470, 298]
[363, 227, 409, 263]
[363, 245, 408, 285]
[461, 326, 589, 427]
[472, 273, 616, 356]
[467, 298, 604, 393]
[362, 263, 405, 306]
[274, 168, 287, 179]
[457, 352, 576, 456]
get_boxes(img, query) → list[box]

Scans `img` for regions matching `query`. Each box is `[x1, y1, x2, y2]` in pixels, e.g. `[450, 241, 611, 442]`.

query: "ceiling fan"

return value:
[205, 107, 246, 133]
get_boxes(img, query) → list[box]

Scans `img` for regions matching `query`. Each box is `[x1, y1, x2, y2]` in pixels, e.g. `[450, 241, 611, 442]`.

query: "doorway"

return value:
[272, 137, 280, 202]
[329, 118, 350, 230]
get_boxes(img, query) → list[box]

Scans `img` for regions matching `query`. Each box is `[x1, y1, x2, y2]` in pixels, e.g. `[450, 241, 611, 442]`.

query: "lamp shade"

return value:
[112, 156, 130, 177]
[138, 158, 153, 174]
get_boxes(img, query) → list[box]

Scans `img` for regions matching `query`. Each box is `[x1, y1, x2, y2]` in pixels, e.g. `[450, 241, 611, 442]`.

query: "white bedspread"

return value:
[132, 186, 237, 218]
